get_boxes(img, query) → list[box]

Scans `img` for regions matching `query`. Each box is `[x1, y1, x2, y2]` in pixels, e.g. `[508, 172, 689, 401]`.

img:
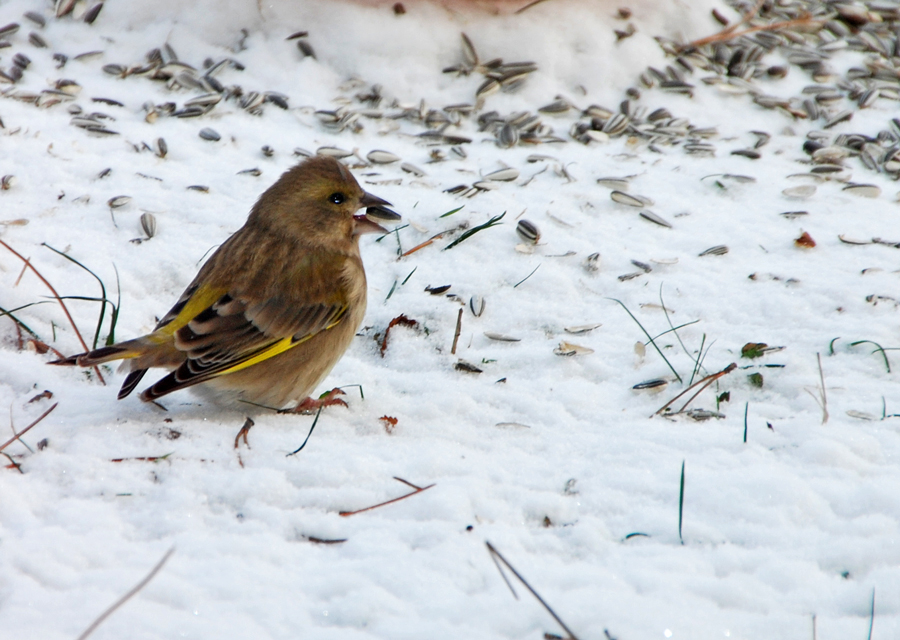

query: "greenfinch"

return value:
[56, 156, 399, 410]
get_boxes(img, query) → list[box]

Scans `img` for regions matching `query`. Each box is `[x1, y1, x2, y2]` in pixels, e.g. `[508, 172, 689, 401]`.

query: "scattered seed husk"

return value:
[597, 177, 630, 190]
[483, 168, 519, 182]
[400, 162, 425, 177]
[564, 323, 601, 334]
[467, 296, 486, 319]
[24, 12, 45, 27]
[611, 190, 646, 207]
[316, 146, 352, 158]
[425, 284, 451, 295]
[495, 422, 531, 429]
[783, 185, 817, 199]
[367, 149, 400, 164]
[639, 210, 672, 228]
[107, 195, 131, 208]
[699, 245, 728, 256]
[554, 341, 594, 356]
[187, 185, 209, 192]
[238, 168, 261, 176]
[780, 210, 808, 218]
[83, 3, 103, 24]
[842, 183, 881, 198]
[1, 174, 16, 190]
[156, 137, 167, 158]
[455, 360, 483, 374]
[516, 219, 540, 244]
[633, 378, 668, 390]
[484, 332, 520, 342]
[28, 32, 47, 48]
[199, 127, 220, 141]
[473, 180, 500, 191]
[583, 252, 600, 272]
[140, 212, 157, 238]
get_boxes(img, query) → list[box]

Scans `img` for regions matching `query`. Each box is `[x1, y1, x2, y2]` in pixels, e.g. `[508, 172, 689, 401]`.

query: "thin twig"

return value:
[76, 547, 175, 640]
[339, 477, 435, 517]
[0, 239, 105, 384]
[485, 541, 580, 640]
[654, 364, 736, 416]
[683, 15, 825, 50]
[0, 402, 58, 453]
[451, 308, 463, 355]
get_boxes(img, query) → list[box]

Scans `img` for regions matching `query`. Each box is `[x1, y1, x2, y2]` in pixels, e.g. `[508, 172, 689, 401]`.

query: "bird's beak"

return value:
[353, 191, 401, 235]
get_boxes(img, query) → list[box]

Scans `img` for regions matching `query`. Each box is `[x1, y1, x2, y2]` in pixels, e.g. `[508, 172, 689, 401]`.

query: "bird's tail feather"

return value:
[118, 368, 149, 399]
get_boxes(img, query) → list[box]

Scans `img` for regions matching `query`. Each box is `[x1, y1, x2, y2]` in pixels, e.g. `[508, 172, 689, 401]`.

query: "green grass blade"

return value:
[609, 297, 682, 383]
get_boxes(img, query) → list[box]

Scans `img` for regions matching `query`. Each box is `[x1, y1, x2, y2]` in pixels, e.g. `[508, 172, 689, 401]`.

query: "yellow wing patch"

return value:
[215, 306, 348, 377]
[147, 285, 229, 344]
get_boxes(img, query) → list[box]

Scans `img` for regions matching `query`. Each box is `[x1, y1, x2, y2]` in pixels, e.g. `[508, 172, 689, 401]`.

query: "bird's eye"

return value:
[329, 192, 345, 205]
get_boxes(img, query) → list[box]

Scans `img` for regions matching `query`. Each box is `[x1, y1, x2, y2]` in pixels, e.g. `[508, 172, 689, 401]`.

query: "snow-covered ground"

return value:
[2, 0, 900, 638]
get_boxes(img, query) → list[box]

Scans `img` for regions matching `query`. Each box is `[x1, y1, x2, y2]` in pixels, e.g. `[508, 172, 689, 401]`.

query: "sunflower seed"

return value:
[199, 127, 220, 141]
[107, 195, 131, 208]
[596, 177, 630, 190]
[156, 137, 167, 158]
[102, 63, 125, 76]
[367, 150, 400, 164]
[473, 181, 500, 191]
[0, 23, 19, 39]
[476, 78, 500, 100]
[74, 50, 103, 62]
[564, 323, 601, 334]
[842, 183, 881, 198]
[699, 245, 729, 256]
[639, 210, 672, 228]
[633, 378, 668, 390]
[237, 168, 261, 176]
[611, 190, 646, 207]
[187, 185, 209, 192]
[24, 12, 45, 27]
[455, 360, 483, 374]
[731, 149, 761, 159]
[496, 123, 518, 148]
[400, 162, 425, 177]
[140, 212, 157, 238]
[286, 30, 308, 40]
[516, 220, 540, 244]
[184, 92, 221, 108]
[782, 185, 817, 198]
[297, 40, 316, 59]
[83, 3, 103, 24]
[485, 332, 520, 342]
[469, 295, 485, 317]
[780, 211, 808, 218]
[1, 175, 16, 190]
[316, 146, 352, 158]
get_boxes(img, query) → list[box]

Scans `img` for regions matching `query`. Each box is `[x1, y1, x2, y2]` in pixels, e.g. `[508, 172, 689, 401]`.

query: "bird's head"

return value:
[249, 155, 401, 250]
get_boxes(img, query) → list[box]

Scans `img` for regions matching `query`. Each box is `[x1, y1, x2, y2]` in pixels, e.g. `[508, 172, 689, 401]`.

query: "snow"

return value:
[1, 0, 900, 638]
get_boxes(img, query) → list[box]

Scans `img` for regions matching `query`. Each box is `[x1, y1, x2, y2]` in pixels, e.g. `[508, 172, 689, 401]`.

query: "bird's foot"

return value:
[286, 388, 349, 414]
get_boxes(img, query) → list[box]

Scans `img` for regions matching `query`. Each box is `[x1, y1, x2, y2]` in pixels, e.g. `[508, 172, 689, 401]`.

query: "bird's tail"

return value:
[49, 341, 142, 367]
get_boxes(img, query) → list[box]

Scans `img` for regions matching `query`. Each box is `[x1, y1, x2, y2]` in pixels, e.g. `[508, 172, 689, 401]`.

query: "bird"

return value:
[54, 155, 400, 411]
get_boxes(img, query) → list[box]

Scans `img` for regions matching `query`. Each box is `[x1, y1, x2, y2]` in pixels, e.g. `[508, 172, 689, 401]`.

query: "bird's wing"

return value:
[140, 288, 348, 401]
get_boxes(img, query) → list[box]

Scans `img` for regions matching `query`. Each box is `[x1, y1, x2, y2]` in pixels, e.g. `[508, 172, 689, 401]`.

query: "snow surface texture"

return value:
[2, 0, 900, 638]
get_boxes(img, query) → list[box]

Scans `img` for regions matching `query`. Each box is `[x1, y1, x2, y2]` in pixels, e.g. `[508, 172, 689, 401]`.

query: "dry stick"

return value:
[684, 15, 825, 50]
[654, 364, 737, 416]
[451, 308, 463, 355]
[485, 541, 580, 640]
[0, 239, 105, 384]
[76, 547, 175, 640]
[0, 402, 58, 453]
[400, 232, 445, 258]
[339, 477, 435, 517]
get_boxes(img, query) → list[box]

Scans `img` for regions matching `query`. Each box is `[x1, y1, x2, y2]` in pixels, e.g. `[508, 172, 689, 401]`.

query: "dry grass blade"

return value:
[76, 547, 175, 640]
[654, 364, 736, 416]
[0, 402, 58, 453]
[0, 239, 105, 384]
[485, 541, 580, 640]
[804, 352, 829, 424]
[339, 477, 435, 517]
